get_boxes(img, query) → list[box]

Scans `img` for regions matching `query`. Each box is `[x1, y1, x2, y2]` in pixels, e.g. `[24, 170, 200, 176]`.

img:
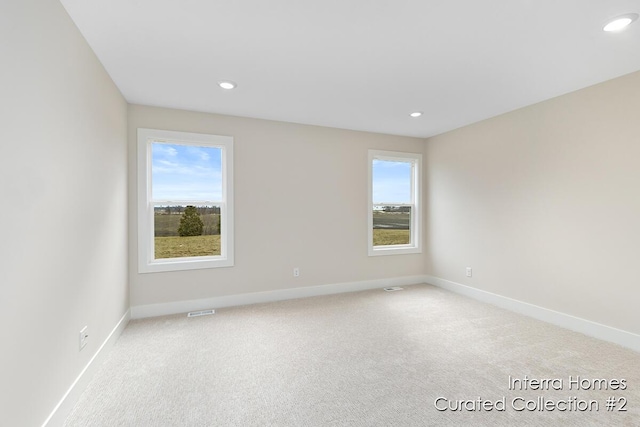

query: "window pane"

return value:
[151, 143, 222, 200]
[154, 205, 221, 259]
[372, 206, 411, 246]
[372, 159, 412, 204]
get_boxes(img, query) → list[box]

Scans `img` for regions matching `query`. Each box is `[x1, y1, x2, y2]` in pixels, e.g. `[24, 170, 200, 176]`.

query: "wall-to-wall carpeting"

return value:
[64, 285, 639, 426]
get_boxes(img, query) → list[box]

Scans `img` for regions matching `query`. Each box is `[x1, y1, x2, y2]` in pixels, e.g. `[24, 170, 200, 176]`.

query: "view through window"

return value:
[152, 143, 222, 259]
[137, 128, 234, 273]
[372, 159, 412, 246]
[368, 150, 421, 256]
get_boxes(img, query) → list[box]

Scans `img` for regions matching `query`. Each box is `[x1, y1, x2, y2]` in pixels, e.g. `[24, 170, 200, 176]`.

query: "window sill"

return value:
[139, 256, 234, 273]
[368, 245, 422, 257]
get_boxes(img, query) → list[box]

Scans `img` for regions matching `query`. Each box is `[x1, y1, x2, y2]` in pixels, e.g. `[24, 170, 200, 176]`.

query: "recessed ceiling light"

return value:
[218, 80, 237, 90]
[409, 111, 423, 118]
[603, 13, 638, 32]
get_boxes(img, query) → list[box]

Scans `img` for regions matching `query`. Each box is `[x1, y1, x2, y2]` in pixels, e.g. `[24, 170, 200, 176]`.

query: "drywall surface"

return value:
[425, 70, 640, 335]
[128, 105, 425, 306]
[0, 1, 129, 425]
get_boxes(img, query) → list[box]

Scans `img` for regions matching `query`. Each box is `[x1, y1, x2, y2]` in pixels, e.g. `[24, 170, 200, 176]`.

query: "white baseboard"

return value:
[131, 275, 426, 319]
[42, 310, 131, 427]
[130, 272, 640, 349]
[424, 274, 640, 353]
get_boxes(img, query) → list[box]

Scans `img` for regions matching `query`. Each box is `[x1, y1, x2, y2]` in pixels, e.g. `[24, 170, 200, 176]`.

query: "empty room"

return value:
[2, 0, 640, 426]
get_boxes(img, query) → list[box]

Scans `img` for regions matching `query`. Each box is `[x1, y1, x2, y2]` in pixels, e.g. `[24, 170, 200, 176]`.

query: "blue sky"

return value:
[372, 160, 412, 204]
[152, 143, 222, 200]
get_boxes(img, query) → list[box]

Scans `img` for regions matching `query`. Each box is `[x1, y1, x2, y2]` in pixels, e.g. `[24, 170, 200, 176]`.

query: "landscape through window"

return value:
[372, 159, 412, 246]
[138, 128, 234, 273]
[151, 143, 223, 259]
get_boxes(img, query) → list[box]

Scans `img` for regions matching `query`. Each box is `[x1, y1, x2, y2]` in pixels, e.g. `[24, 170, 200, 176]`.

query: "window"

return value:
[137, 128, 234, 273]
[368, 150, 421, 256]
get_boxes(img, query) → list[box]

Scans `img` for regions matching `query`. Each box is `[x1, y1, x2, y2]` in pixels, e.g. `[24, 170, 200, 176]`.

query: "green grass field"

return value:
[373, 229, 410, 246]
[372, 211, 410, 229]
[155, 235, 220, 259]
[372, 210, 410, 246]
[154, 213, 220, 237]
[154, 210, 221, 258]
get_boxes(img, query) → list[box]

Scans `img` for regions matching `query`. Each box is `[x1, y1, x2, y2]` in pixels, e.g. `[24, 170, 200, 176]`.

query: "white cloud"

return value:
[153, 159, 221, 180]
[153, 145, 178, 157]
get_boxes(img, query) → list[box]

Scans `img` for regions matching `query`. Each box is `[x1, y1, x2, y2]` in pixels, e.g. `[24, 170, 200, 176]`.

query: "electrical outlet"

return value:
[79, 326, 88, 351]
[466, 267, 472, 277]
[293, 267, 300, 277]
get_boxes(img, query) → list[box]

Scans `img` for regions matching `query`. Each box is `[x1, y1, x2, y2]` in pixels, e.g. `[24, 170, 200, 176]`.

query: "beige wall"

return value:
[128, 105, 425, 307]
[425, 70, 640, 334]
[0, 1, 129, 425]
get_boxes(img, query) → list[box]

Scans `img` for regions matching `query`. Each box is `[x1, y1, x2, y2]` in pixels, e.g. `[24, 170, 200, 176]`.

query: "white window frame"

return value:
[137, 128, 234, 273]
[368, 150, 422, 256]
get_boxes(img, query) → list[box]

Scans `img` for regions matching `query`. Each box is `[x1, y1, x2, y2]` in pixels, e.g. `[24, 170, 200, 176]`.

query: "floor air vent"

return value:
[187, 309, 215, 318]
[383, 287, 404, 292]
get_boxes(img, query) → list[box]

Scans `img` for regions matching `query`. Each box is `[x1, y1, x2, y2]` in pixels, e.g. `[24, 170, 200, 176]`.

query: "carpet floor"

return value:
[64, 284, 640, 426]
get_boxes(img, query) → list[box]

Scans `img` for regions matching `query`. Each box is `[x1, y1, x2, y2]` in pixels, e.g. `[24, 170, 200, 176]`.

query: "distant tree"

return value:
[178, 205, 204, 237]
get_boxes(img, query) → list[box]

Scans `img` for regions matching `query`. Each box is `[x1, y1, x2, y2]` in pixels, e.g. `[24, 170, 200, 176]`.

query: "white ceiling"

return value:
[59, 0, 640, 138]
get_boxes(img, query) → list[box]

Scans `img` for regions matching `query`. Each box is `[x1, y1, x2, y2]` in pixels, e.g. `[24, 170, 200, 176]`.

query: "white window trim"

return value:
[137, 128, 234, 273]
[368, 149, 422, 256]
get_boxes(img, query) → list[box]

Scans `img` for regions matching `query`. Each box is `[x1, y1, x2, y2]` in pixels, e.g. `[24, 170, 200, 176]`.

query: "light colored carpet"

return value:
[64, 284, 640, 426]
